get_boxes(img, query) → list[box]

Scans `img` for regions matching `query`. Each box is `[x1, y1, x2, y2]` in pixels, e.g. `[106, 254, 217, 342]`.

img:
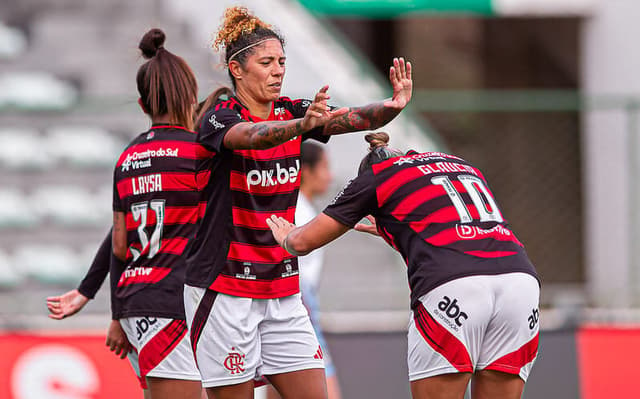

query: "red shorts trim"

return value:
[414, 302, 473, 373]
[484, 332, 539, 375]
[138, 320, 188, 377]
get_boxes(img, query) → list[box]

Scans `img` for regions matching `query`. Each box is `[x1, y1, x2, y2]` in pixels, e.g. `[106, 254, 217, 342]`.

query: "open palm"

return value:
[384, 57, 413, 110]
[46, 289, 89, 319]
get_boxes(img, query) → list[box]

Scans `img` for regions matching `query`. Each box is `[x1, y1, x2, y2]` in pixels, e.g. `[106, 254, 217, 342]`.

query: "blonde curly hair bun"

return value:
[214, 6, 272, 51]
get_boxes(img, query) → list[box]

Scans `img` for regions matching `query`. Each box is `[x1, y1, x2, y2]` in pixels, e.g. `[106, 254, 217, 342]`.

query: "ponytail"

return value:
[136, 28, 198, 130]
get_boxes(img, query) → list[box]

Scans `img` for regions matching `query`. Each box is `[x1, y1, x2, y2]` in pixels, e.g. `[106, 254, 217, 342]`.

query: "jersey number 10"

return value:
[431, 174, 503, 224]
[130, 199, 165, 260]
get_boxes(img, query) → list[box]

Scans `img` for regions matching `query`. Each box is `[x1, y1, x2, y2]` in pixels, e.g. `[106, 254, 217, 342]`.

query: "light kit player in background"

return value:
[267, 132, 540, 399]
[110, 28, 206, 399]
[183, 6, 413, 399]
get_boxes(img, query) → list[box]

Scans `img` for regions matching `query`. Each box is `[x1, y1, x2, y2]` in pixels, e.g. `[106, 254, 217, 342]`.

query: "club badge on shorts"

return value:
[224, 347, 246, 375]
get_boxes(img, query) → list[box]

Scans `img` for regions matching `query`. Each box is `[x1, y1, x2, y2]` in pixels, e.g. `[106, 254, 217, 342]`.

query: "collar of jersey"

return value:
[232, 96, 275, 122]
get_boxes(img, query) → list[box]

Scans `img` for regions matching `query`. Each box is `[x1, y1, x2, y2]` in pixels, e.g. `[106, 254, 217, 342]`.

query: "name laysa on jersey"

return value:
[132, 174, 162, 195]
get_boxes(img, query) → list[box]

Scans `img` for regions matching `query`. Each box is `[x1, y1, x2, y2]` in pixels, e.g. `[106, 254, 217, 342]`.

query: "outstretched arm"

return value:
[266, 213, 350, 256]
[224, 86, 347, 150]
[323, 57, 412, 135]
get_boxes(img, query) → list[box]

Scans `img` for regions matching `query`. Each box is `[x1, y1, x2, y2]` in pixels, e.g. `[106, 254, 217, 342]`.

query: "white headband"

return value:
[227, 38, 280, 64]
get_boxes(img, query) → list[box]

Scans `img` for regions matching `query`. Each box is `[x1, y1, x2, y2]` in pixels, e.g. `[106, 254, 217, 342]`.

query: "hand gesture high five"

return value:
[384, 57, 413, 110]
[302, 85, 348, 132]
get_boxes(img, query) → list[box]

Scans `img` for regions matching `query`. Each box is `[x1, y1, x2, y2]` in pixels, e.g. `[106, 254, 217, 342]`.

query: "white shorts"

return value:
[408, 273, 540, 382]
[120, 316, 201, 384]
[184, 285, 324, 388]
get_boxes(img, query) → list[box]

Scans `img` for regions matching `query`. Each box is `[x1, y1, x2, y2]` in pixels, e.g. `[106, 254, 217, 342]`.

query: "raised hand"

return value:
[383, 57, 413, 110]
[46, 289, 90, 320]
[302, 85, 348, 132]
[106, 320, 132, 359]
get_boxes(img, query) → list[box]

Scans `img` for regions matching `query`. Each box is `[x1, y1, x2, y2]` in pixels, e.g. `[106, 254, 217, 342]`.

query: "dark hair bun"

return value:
[365, 132, 390, 150]
[139, 28, 166, 59]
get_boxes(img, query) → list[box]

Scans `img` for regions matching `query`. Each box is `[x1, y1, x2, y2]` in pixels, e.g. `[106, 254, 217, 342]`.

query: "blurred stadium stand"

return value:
[0, 128, 53, 170]
[14, 244, 82, 285]
[45, 126, 125, 168]
[0, 249, 22, 289]
[0, 71, 77, 109]
[0, 188, 38, 228]
[0, 21, 26, 59]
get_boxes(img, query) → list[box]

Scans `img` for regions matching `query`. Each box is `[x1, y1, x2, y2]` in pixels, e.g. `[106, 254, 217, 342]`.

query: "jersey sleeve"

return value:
[109, 254, 125, 320]
[323, 170, 378, 227]
[112, 168, 124, 212]
[197, 107, 245, 152]
[77, 230, 112, 299]
[290, 98, 331, 144]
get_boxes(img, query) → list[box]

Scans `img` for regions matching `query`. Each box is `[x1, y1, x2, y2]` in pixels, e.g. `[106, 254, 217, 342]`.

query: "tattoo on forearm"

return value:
[323, 102, 398, 135]
[248, 119, 304, 148]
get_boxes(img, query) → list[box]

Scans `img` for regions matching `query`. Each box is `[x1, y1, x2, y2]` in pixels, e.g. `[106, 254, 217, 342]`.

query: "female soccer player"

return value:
[183, 6, 413, 399]
[266, 133, 540, 399]
[266, 142, 342, 399]
[110, 28, 204, 399]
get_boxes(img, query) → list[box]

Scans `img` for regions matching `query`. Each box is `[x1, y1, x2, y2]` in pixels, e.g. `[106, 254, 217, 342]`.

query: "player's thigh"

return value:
[146, 377, 202, 399]
[206, 380, 253, 399]
[410, 372, 472, 399]
[268, 368, 327, 399]
[471, 369, 524, 399]
[476, 273, 540, 381]
[265, 368, 340, 399]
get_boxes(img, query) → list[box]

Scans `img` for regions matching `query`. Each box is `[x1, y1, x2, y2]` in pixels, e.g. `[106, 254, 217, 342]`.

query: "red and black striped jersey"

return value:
[112, 125, 213, 319]
[184, 96, 329, 298]
[323, 151, 538, 309]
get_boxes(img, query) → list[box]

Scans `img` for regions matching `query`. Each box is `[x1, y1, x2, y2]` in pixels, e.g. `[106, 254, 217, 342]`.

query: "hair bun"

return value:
[139, 28, 166, 59]
[214, 6, 271, 51]
[365, 132, 390, 150]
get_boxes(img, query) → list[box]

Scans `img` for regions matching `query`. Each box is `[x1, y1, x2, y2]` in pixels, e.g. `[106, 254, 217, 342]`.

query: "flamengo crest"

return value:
[224, 347, 246, 375]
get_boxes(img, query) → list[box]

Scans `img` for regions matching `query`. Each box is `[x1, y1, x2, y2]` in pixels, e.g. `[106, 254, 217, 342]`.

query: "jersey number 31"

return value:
[130, 199, 166, 260]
